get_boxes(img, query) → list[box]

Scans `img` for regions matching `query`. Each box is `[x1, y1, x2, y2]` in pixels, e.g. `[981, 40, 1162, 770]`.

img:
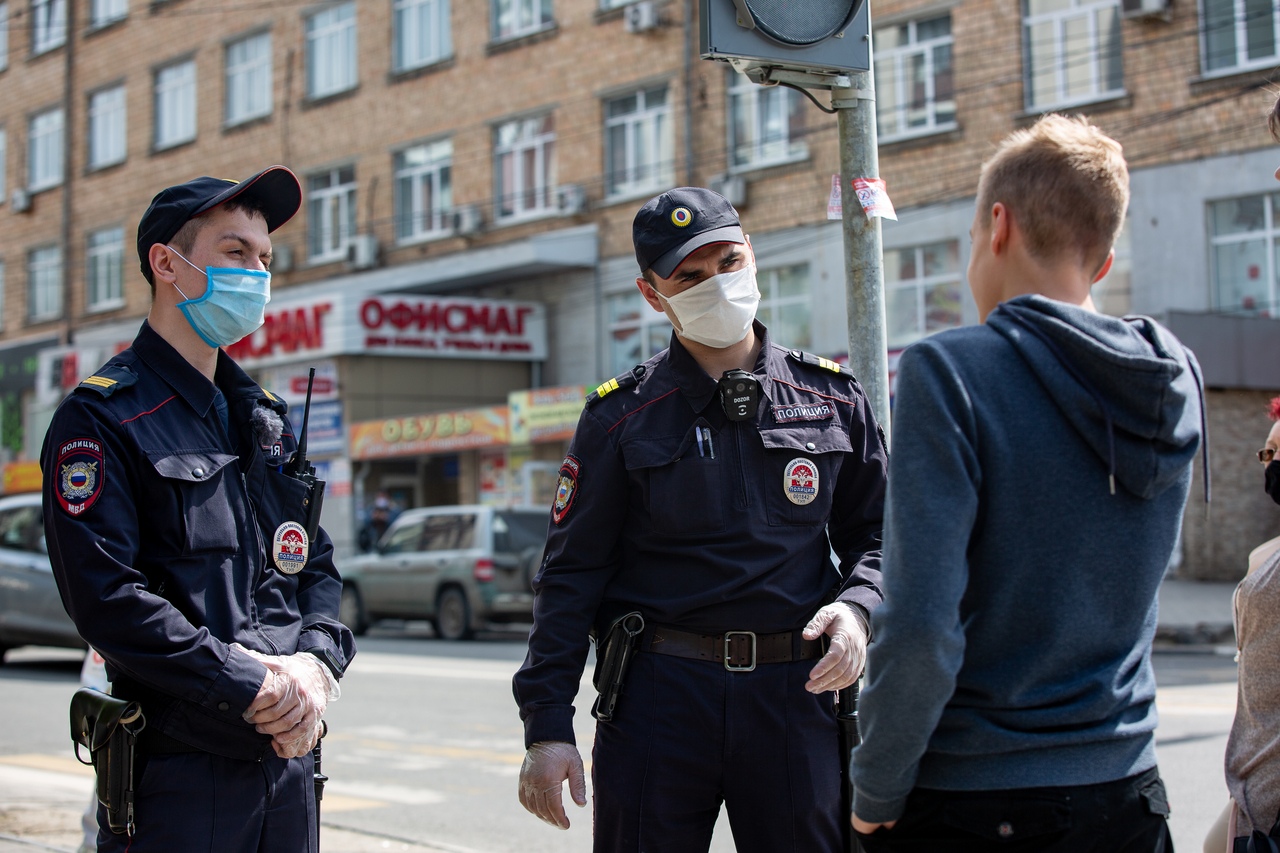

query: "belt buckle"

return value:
[723, 631, 756, 672]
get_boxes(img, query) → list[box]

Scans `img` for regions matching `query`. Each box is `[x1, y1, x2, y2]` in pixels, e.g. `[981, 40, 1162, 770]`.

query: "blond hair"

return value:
[975, 114, 1129, 273]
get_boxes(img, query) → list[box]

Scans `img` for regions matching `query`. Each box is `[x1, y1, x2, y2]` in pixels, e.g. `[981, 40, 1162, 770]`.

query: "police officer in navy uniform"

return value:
[41, 166, 355, 853]
[513, 187, 887, 852]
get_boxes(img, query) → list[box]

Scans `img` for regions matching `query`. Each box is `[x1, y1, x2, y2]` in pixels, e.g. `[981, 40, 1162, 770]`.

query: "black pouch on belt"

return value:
[69, 687, 146, 836]
[590, 611, 645, 722]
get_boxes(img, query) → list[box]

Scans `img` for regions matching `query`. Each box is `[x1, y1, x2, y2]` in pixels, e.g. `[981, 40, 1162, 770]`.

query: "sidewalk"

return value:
[1155, 577, 1237, 648]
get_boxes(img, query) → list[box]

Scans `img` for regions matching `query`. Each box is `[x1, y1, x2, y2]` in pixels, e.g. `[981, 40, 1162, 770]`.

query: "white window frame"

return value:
[307, 166, 357, 263]
[1023, 0, 1125, 111]
[88, 84, 126, 170]
[393, 0, 451, 73]
[756, 263, 812, 348]
[86, 226, 125, 312]
[154, 60, 196, 150]
[306, 2, 357, 99]
[874, 15, 957, 142]
[31, 0, 65, 55]
[606, 288, 670, 376]
[89, 0, 126, 29]
[395, 140, 452, 243]
[0, 2, 10, 71]
[225, 31, 272, 126]
[494, 115, 555, 222]
[492, 0, 552, 41]
[604, 86, 672, 200]
[1208, 192, 1280, 314]
[885, 240, 964, 349]
[27, 245, 62, 322]
[27, 107, 63, 192]
[727, 70, 808, 170]
[1200, 0, 1280, 75]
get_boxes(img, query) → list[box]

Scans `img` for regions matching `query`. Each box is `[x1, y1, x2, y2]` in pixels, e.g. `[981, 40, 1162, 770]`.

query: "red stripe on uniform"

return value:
[120, 395, 177, 425]
[771, 379, 857, 408]
[606, 388, 680, 433]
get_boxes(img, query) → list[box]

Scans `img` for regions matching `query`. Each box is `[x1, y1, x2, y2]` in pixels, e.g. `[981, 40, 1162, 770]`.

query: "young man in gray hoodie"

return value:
[850, 114, 1203, 852]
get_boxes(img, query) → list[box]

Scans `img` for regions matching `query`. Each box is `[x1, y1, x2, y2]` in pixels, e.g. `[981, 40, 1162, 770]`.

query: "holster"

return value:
[590, 611, 645, 722]
[69, 687, 145, 836]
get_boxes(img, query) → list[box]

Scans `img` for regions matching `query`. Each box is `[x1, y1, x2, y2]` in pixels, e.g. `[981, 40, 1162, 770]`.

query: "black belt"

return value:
[640, 625, 823, 671]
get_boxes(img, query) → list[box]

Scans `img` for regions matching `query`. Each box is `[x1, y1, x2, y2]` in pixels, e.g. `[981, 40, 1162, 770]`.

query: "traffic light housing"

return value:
[700, 0, 871, 76]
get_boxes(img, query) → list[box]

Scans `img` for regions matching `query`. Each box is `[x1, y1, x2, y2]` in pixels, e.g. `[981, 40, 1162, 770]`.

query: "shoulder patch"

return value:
[75, 364, 138, 398]
[56, 437, 105, 516]
[551, 455, 581, 525]
[787, 350, 856, 379]
[586, 365, 647, 406]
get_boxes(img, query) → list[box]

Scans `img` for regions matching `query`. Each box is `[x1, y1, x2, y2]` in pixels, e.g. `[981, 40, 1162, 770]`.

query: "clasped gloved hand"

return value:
[802, 603, 870, 693]
[233, 644, 339, 758]
[518, 741, 587, 829]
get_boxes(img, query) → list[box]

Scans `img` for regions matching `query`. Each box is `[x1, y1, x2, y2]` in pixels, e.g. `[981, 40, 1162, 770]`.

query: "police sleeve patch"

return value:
[57, 437, 105, 516]
[551, 455, 581, 525]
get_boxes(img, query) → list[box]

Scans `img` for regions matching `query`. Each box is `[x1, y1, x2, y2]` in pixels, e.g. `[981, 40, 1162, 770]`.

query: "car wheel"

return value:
[340, 585, 369, 636]
[434, 587, 473, 641]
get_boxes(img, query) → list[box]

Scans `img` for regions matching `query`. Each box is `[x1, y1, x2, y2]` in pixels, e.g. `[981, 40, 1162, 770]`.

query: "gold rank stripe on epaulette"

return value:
[76, 365, 138, 397]
[261, 388, 280, 403]
[585, 366, 644, 405]
[80, 376, 117, 390]
[789, 349, 855, 379]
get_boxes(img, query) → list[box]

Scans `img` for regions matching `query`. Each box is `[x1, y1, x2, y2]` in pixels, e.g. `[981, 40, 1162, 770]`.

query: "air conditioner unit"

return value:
[556, 184, 587, 215]
[707, 174, 747, 208]
[344, 234, 380, 270]
[452, 204, 483, 236]
[10, 189, 32, 213]
[1121, 0, 1171, 20]
[624, 0, 659, 33]
[271, 244, 294, 273]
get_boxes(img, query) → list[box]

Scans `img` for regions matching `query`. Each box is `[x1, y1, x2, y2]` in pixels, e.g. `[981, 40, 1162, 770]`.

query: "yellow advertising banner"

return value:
[2, 461, 42, 494]
[349, 406, 509, 460]
[508, 385, 586, 446]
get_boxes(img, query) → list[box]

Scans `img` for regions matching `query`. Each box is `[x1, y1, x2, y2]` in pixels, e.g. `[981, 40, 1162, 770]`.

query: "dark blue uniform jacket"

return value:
[41, 322, 355, 760]
[514, 324, 886, 746]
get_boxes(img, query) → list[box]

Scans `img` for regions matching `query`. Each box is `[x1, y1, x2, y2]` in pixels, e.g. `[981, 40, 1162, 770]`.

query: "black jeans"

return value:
[856, 767, 1173, 853]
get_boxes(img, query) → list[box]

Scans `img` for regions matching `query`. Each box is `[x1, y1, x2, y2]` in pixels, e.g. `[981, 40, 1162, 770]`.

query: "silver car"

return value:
[0, 492, 85, 661]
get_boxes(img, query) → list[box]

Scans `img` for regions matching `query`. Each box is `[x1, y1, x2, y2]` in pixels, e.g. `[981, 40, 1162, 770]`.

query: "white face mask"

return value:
[654, 263, 760, 349]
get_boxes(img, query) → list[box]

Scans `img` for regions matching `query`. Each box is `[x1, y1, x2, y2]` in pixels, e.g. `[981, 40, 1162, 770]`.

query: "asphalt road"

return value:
[0, 627, 1240, 853]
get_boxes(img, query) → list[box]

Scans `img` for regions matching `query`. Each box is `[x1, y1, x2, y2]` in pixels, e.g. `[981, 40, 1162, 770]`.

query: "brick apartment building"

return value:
[0, 0, 1276, 574]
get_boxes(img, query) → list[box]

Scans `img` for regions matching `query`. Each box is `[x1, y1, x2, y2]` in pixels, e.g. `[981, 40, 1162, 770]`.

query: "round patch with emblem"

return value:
[551, 455, 581, 525]
[57, 438, 105, 517]
[670, 207, 693, 227]
[784, 458, 819, 506]
[272, 521, 309, 574]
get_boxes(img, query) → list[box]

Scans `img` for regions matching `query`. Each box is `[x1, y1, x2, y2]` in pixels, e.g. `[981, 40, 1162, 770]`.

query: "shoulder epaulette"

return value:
[258, 386, 288, 414]
[586, 364, 647, 406]
[76, 364, 138, 398]
[787, 349, 856, 379]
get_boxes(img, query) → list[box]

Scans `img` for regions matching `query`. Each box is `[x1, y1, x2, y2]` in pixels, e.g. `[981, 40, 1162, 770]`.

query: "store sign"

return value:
[2, 461, 42, 494]
[301, 400, 345, 458]
[508, 385, 586, 445]
[349, 406, 509, 460]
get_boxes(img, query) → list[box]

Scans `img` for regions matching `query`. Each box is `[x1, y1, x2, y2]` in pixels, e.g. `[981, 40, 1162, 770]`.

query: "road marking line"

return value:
[0, 755, 93, 778]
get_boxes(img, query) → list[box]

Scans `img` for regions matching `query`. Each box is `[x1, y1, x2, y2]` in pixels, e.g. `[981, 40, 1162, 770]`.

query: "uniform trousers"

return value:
[96, 747, 317, 853]
[591, 650, 843, 853]
[855, 766, 1173, 853]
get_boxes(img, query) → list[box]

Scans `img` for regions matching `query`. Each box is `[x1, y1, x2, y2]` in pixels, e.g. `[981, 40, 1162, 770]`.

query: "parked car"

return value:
[338, 504, 548, 640]
[0, 492, 85, 661]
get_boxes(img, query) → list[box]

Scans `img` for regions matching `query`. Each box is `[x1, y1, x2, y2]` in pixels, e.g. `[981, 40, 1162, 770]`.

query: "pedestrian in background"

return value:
[851, 115, 1204, 852]
[41, 166, 355, 852]
[513, 187, 887, 852]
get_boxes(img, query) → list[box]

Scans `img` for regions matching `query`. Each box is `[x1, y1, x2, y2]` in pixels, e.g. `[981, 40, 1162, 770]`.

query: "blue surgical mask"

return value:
[168, 247, 271, 347]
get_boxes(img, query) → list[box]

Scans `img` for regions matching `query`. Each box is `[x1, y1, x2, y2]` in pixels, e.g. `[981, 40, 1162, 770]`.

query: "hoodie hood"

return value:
[987, 295, 1203, 500]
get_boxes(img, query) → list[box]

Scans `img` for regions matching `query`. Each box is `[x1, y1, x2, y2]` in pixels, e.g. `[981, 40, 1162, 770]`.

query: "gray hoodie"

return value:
[851, 294, 1203, 824]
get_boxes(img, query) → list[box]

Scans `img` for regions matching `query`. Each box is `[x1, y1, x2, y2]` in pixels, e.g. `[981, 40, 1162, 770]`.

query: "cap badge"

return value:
[784, 458, 819, 506]
[272, 521, 309, 574]
[670, 207, 693, 228]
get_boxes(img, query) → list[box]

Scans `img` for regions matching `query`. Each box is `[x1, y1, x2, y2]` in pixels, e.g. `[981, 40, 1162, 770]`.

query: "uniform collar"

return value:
[132, 321, 221, 418]
[667, 320, 774, 414]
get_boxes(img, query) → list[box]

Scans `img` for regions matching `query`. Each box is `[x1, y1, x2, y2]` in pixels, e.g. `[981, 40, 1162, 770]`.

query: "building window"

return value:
[393, 0, 451, 73]
[757, 264, 811, 348]
[88, 85, 126, 170]
[874, 15, 956, 141]
[1208, 192, 1280, 315]
[226, 32, 272, 126]
[89, 0, 126, 29]
[492, 0, 551, 41]
[607, 289, 670, 375]
[0, 2, 10, 71]
[395, 140, 452, 241]
[494, 115, 554, 221]
[1202, 0, 1280, 74]
[27, 245, 61, 322]
[31, 0, 65, 54]
[605, 86, 672, 199]
[308, 166, 356, 262]
[86, 226, 124, 312]
[28, 108, 63, 191]
[306, 3, 357, 99]
[727, 70, 807, 169]
[1023, 0, 1123, 110]
[885, 240, 963, 348]
[154, 60, 196, 149]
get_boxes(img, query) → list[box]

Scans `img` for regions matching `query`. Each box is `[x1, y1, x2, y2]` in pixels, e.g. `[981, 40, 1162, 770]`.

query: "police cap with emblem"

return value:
[633, 187, 745, 279]
[136, 165, 302, 284]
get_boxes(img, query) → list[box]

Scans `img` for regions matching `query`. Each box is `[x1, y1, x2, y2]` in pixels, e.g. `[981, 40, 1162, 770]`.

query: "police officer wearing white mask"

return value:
[513, 187, 888, 852]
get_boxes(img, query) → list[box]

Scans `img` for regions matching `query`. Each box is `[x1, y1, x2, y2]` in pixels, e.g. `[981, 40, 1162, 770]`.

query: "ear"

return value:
[989, 203, 1011, 255]
[636, 276, 666, 313]
[149, 243, 179, 287]
[1091, 250, 1115, 284]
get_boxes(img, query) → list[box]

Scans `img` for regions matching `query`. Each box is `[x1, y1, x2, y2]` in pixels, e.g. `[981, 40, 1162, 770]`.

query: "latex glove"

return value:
[271, 715, 325, 759]
[234, 645, 333, 756]
[802, 603, 869, 693]
[518, 741, 587, 829]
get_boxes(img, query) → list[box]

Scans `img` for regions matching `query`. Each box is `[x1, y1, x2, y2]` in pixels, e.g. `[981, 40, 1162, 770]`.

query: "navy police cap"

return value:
[633, 187, 745, 279]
